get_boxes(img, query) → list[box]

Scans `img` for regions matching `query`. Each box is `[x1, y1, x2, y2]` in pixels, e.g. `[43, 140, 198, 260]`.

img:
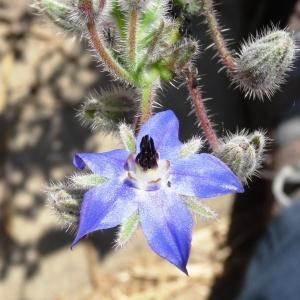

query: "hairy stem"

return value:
[140, 85, 155, 123]
[202, 0, 236, 74]
[134, 85, 156, 134]
[87, 20, 130, 81]
[185, 65, 220, 152]
[128, 7, 138, 67]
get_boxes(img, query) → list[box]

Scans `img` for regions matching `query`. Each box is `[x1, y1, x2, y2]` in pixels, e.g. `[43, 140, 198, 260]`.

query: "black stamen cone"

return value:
[135, 135, 159, 170]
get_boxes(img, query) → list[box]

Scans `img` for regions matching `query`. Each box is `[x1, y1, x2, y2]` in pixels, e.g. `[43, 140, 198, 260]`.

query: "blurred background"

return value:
[0, 0, 299, 299]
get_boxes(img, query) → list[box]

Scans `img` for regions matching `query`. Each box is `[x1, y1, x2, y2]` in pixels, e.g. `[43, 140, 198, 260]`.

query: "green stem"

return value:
[202, 0, 236, 74]
[140, 85, 155, 123]
[87, 20, 131, 82]
[134, 85, 156, 134]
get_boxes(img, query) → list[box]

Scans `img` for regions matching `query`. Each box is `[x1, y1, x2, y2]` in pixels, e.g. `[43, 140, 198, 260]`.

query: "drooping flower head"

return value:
[72, 110, 243, 274]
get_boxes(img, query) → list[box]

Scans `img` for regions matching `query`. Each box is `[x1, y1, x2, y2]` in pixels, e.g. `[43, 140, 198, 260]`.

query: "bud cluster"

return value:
[35, 0, 197, 86]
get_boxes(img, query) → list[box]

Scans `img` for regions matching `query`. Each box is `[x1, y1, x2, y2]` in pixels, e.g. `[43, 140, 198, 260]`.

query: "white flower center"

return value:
[126, 154, 170, 191]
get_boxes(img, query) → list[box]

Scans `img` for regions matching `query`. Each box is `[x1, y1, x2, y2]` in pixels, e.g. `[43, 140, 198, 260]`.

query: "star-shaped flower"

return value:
[72, 110, 244, 273]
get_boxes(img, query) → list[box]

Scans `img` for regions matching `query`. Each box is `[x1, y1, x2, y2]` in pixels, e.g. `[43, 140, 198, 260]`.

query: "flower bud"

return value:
[46, 183, 84, 231]
[150, 38, 198, 80]
[249, 130, 267, 157]
[78, 88, 138, 132]
[35, 0, 108, 31]
[35, 0, 77, 30]
[216, 131, 267, 182]
[234, 29, 297, 99]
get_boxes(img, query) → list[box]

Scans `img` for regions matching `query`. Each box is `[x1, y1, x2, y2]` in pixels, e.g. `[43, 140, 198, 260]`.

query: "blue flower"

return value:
[72, 110, 244, 274]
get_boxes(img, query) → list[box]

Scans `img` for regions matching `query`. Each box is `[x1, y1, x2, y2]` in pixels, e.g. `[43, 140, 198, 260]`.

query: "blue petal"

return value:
[73, 149, 129, 178]
[139, 189, 192, 274]
[72, 180, 137, 247]
[137, 110, 182, 160]
[169, 153, 244, 197]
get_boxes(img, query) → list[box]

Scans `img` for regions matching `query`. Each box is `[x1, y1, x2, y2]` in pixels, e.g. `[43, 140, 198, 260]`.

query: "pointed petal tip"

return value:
[232, 174, 244, 193]
[71, 235, 82, 249]
[237, 182, 245, 193]
[180, 265, 189, 276]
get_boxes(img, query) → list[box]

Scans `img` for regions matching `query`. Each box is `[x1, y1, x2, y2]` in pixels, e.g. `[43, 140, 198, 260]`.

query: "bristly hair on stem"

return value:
[86, 19, 131, 82]
[201, 0, 237, 75]
[184, 64, 220, 152]
[128, 6, 138, 67]
[134, 84, 158, 134]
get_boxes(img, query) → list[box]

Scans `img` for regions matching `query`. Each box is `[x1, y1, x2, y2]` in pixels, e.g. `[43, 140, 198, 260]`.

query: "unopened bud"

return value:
[216, 131, 267, 182]
[249, 130, 267, 156]
[46, 183, 84, 231]
[35, 0, 108, 30]
[78, 88, 138, 132]
[151, 39, 198, 80]
[234, 29, 297, 99]
[35, 0, 77, 30]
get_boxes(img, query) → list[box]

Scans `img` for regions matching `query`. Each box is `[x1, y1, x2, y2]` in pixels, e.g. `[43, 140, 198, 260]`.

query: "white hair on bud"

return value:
[216, 130, 268, 183]
[45, 182, 85, 232]
[234, 27, 298, 100]
[76, 87, 139, 132]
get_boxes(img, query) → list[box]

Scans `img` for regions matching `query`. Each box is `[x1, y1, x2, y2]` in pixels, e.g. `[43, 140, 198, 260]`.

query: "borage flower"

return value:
[72, 110, 244, 274]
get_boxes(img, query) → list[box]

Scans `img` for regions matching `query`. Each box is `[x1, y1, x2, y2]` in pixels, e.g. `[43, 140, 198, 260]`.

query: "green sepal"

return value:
[183, 197, 218, 219]
[116, 211, 139, 247]
[119, 123, 136, 153]
[70, 174, 107, 188]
